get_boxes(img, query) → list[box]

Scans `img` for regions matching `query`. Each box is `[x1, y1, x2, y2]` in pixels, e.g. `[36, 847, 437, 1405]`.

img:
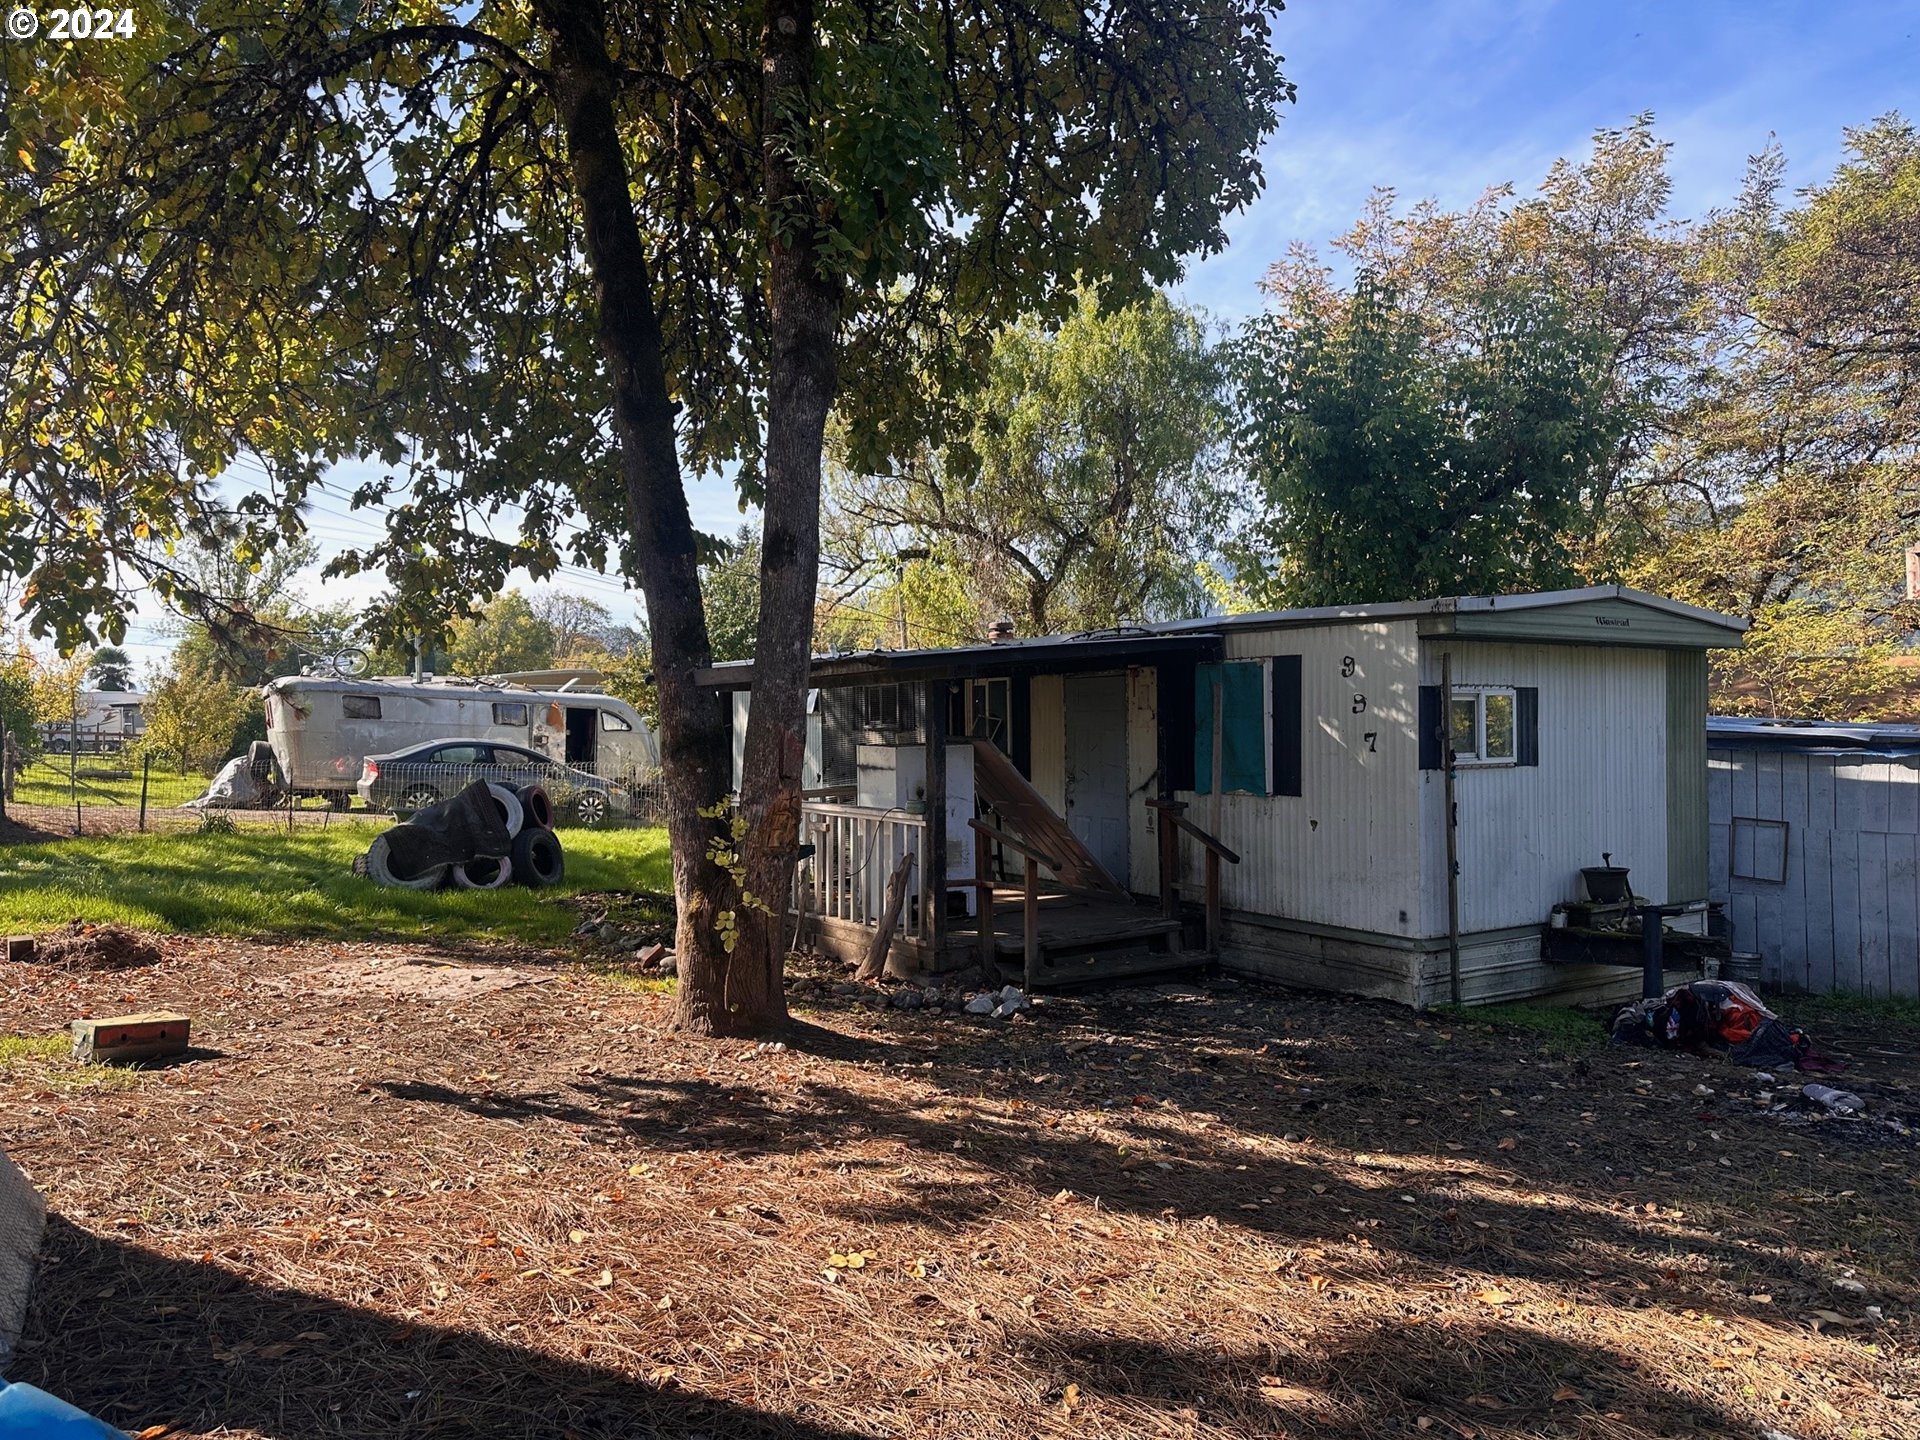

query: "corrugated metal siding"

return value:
[1665, 650, 1709, 901]
[1709, 747, 1920, 998]
[1028, 674, 1066, 815]
[1421, 642, 1670, 934]
[1173, 621, 1425, 937]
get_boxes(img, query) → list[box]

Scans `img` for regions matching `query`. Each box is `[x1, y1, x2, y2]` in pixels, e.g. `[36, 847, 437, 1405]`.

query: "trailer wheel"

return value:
[510, 827, 565, 887]
[451, 854, 513, 890]
[484, 781, 525, 839]
[360, 833, 449, 890]
[247, 740, 280, 786]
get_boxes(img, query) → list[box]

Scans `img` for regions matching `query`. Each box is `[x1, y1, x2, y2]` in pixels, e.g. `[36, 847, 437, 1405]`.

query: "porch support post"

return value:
[922, 681, 948, 968]
[976, 814, 995, 972]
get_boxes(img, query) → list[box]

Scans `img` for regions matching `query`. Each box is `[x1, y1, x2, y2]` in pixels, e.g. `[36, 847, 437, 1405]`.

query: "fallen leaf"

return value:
[1550, 1386, 1582, 1404]
[1306, 1274, 1330, 1293]
[592, 1270, 614, 1288]
[654, 1292, 674, 1310]
[1474, 1288, 1517, 1306]
[1496, 1136, 1517, 1152]
[569, 1229, 590, 1245]
[1061, 1382, 1082, 1413]
[1258, 1380, 1323, 1404]
[135, 1427, 175, 1439]
[1464, 1394, 1503, 1410]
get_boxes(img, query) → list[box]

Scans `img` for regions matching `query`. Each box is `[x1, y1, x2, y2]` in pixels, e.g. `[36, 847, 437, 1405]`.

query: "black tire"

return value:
[513, 782, 555, 831]
[510, 827, 565, 888]
[327, 791, 352, 812]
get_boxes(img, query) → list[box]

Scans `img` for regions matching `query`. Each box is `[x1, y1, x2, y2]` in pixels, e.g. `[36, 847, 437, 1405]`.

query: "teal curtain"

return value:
[1193, 661, 1267, 794]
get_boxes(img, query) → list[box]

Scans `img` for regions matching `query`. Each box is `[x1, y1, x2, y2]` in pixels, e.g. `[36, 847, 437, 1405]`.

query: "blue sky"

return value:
[110, 0, 1920, 668]
[1180, 0, 1920, 316]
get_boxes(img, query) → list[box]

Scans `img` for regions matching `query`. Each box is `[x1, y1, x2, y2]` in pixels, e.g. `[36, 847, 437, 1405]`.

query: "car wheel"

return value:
[400, 784, 441, 813]
[575, 791, 608, 827]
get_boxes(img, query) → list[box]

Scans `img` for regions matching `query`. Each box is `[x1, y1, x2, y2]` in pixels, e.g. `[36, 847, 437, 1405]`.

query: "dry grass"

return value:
[3, 936, 1913, 1440]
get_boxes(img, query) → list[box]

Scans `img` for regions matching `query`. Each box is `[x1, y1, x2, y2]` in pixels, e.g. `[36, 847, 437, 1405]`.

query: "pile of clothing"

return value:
[1610, 979, 1837, 1071]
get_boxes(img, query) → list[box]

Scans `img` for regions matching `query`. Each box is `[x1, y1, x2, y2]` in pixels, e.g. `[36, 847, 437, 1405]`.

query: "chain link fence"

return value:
[1, 750, 668, 840]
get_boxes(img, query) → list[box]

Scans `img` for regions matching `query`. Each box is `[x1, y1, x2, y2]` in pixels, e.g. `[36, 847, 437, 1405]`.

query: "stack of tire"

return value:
[356, 781, 565, 891]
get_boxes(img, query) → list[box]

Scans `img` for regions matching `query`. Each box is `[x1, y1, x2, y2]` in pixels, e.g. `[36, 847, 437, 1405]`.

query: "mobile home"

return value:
[708, 585, 1746, 1007]
[264, 675, 659, 801]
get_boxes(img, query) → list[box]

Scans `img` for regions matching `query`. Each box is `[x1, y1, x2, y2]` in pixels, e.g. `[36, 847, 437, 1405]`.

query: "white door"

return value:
[1064, 674, 1129, 882]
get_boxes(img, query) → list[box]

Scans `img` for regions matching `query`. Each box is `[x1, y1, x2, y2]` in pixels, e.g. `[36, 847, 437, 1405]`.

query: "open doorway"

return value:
[565, 706, 597, 765]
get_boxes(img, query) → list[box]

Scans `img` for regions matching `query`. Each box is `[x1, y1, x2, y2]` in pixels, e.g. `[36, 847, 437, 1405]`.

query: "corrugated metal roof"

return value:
[1708, 715, 1920, 755]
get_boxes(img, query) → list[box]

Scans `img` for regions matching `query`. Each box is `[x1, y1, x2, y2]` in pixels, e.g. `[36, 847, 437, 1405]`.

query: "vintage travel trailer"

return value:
[263, 674, 659, 802]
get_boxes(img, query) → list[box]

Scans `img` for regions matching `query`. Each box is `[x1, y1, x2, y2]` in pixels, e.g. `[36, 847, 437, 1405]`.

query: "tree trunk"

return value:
[730, 0, 838, 1023]
[541, 0, 753, 1035]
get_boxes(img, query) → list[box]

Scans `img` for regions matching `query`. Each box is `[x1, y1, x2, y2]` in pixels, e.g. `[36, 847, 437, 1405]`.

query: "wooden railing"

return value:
[967, 817, 1061, 992]
[1148, 798, 1241, 954]
[797, 802, 929, 942]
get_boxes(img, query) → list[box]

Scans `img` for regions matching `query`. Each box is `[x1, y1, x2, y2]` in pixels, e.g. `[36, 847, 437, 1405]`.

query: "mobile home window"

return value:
[491, 701, 529, 726]
[342, 694, 381, 720]
[1450, 688, 1516, 766]
[1193, 661, 1269, 795]
[600, 709, 632, 732]
[858, 683, 901, 732]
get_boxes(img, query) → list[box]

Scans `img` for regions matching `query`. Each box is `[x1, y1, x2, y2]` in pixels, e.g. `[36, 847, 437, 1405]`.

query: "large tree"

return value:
[824, 285, 1233, 635]
[1229, 273, 1625, 607]
[3, 1, 1291, 1034]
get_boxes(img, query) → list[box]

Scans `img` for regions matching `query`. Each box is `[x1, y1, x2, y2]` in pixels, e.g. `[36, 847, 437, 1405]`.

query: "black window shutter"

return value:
[1270, 655, 1303, 796]
[1516, 686, 1540, 766]
[1418, 685, 1443, 770]
[1008, 674, 1031, 778]
[1160, 660, 1197, 792]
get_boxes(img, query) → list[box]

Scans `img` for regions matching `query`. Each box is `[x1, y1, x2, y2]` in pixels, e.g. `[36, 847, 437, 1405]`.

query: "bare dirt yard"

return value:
[2, 935, 1912, 1440]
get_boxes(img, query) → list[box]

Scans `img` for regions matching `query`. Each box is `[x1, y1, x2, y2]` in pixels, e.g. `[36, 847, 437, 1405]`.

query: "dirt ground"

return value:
[2, 936, 1912, 1440]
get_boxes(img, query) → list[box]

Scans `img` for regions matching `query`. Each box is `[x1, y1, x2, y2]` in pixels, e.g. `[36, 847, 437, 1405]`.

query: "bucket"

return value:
[1724, 950, 1763, 984]
[1581, 865, 1632, 903]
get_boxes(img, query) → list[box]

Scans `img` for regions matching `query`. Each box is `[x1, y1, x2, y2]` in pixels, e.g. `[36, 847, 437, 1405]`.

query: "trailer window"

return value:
[601, 709, 632, 732]
[1449, 688, 1517, 766]
[1193, 662, 1269, 795]
[492, 702, 529, 726]
[342, 695, 381, 720]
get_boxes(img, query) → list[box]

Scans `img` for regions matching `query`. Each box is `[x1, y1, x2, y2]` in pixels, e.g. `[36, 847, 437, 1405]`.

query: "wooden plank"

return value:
[922, 684, 948, 963]
[1806, 755, 1836, 833]
[1853, 762, 1892, 835]
[969, 739, 1125, 896]
[1802, 824, 1834, 994]
[1830, 828, 1862, 995]
[1857, 829, 1892, 998]
[1888, 831, 1920, 1000]
[1887, 761, 1920, 836]
[856, 850, 916, 982]
[1757, 751, 1783, 821]
[1780, 754, 1810, 976]
[1707, 751, 1732, 827]
[1022, 856, 1040, 994]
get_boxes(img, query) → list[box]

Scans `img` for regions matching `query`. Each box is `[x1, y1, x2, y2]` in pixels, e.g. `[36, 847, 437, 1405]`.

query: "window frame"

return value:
[599, 708, 633, 733]
[1448, 685, 1519, 768]
[491, 701, 530, 727]
[341, 694, 382, 720]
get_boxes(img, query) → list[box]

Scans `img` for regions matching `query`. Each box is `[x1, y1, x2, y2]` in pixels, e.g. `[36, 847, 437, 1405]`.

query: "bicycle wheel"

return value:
[332, 647, 372, 678]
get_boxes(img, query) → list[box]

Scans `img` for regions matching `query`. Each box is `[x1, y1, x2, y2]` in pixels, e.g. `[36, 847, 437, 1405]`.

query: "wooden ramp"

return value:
[969, 739, 1126, 897]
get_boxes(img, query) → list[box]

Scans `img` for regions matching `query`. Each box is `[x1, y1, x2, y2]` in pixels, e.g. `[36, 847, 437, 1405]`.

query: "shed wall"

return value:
[1419, 642, 1672, 935]
[1708, 746, 1920, 998]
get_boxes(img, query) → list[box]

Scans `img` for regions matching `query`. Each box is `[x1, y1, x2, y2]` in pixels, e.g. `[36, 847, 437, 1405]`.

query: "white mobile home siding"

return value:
[1420, 642, 1672, 936]
[1174, 621, 1426, 938]
[1709, 746, 1920, 998]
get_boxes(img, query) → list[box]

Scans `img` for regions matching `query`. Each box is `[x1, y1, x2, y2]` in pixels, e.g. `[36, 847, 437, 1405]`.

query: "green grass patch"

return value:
[0, 822, 671, 947]
[0, 1032, 144, 1091]
[14, 757, 206, 810]
[1434, 1001, 1607, 1056]
[593, 969, 677, 995]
